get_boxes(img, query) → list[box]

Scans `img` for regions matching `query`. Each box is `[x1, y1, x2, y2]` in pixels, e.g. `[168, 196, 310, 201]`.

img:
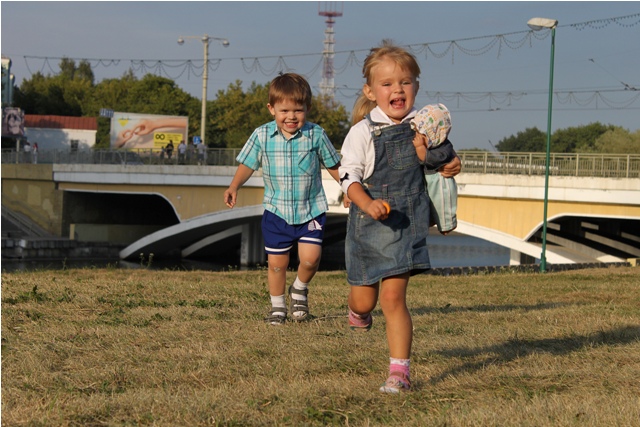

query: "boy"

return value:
[223, 73, 341, 325]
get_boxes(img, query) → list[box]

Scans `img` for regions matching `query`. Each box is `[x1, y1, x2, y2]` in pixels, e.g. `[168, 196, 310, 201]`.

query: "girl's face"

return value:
[363, 57, 419, 123]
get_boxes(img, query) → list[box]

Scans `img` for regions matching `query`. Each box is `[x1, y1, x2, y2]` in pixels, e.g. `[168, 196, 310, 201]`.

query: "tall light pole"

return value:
[177, 34, 229, 148]
[527, 17, 557, 273]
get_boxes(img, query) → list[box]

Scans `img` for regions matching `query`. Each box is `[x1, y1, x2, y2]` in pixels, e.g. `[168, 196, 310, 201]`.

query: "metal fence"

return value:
[457, 152, 639, 178]
[2, 148, 639, 178]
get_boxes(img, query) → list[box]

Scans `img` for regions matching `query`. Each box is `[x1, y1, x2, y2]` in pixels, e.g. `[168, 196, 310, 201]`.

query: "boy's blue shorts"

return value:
[261, 210, 326, 255]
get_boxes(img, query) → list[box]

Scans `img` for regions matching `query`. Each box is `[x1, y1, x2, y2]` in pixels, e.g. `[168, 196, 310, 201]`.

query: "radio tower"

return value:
[318, 2, 343, 100]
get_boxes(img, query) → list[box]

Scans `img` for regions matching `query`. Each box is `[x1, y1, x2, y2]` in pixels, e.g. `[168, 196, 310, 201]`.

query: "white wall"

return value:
[25, 127, 97, 151]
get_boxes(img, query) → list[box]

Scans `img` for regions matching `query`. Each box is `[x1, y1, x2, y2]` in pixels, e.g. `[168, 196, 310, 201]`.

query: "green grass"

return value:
[2, 266, 639, 426]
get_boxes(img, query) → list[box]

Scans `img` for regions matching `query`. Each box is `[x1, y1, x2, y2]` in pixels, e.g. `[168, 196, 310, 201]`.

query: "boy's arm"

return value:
[223, 164, 255, 208]
[326, 164, 341, 183]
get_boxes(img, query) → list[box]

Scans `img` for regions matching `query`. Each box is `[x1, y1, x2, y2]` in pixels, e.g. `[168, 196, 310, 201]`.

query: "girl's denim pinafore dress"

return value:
[345, 115, 431, 286]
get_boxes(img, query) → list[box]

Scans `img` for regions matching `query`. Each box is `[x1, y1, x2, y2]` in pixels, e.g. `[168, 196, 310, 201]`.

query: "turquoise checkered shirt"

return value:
[236, 121, 341, 225]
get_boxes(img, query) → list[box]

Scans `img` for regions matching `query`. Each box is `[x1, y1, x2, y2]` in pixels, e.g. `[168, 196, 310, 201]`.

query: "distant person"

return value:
[32, 142, 39, 164]
[197, 142, 206, 165]
[177, 140, 186, 164]
[223, 73, 341, 325]
[411, 103, 458, 234]
[339, 42, 461, 393]
[23, 142, 31, 163]
[165, 141, 174, 161]
[160, 146, 166, 160]
[186, 141, 195, 164]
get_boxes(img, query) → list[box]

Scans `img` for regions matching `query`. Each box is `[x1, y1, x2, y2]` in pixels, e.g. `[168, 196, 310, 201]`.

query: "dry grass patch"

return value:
[2, 266, 639, 426]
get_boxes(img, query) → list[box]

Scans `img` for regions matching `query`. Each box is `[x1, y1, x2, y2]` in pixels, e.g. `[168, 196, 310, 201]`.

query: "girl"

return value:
[339, 42, 460, 393]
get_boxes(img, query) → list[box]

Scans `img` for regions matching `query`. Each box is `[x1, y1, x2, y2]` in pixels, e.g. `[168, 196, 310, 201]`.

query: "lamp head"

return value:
[177, 37, 185, 45]
[222, 39, 230, 48]
[528, 17, 558, 31]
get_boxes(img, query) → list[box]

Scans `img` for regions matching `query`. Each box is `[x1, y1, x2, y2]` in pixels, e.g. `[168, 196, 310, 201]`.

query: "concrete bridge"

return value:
[2, 151, 639, 267]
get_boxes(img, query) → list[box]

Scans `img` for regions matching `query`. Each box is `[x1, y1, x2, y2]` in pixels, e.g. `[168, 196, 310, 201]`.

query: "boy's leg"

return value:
[289, 242, 322, 320]
[265, 252, 289, 325]
[262, 211, 294, 324]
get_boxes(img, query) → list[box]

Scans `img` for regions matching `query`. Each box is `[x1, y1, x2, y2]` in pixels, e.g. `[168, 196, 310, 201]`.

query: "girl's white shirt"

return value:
[339, 106, 418, 195]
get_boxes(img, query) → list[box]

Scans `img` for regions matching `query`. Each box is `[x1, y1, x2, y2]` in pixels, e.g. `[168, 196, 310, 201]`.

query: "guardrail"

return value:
[458, 151, 640, 178]
[2, 148, 639, 178]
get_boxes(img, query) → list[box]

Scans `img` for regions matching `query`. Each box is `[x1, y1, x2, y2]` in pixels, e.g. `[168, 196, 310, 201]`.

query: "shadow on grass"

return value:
[412, 301, 573, 315]
[428, 324, 640, 384]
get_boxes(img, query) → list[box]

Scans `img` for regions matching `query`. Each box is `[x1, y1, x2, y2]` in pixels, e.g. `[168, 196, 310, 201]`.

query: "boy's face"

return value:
[363, 57, 418, 124]
[267, 99, 308, 139]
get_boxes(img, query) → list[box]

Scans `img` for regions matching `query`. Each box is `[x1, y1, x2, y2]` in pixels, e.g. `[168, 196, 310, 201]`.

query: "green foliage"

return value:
[496, 127, 546, 152]
[496, 122, 630, 154]
[308, 94, 350, 149]
[592, 127, 640, 154]
[550, 122, 615, 153]
[208, 81, 350, 149]
[208, 81, 272, 148]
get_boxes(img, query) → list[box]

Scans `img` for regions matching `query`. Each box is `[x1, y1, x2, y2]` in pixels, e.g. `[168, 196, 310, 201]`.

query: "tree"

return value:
[308, 94, 350, 149]
[14, 58, 94, 117]
[495, 127, 546, 152]
[208, 81, 350, 149]
[208, 81, 271, 148]
[86, 73, 200, 148]
[593, 127, 640, 154]
[551, 122, 615, 153]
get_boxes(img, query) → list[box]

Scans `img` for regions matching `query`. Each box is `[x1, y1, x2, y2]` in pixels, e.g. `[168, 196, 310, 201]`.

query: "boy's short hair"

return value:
[268, 73, 312, 109]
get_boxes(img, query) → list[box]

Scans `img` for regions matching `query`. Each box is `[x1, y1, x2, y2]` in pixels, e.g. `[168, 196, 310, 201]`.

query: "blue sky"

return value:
[2, 1, 639, 150]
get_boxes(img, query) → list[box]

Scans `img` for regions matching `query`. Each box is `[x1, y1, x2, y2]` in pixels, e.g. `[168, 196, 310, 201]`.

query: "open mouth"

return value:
[391, 98, 405, 108]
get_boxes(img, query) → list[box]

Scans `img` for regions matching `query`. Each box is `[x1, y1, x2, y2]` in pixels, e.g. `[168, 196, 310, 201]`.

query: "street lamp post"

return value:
[177, 34, 229, 148]
[527, 17, 557, 273]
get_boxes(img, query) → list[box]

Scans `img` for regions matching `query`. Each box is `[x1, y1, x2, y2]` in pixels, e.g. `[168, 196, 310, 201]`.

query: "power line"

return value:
[17, 13, 640, 81]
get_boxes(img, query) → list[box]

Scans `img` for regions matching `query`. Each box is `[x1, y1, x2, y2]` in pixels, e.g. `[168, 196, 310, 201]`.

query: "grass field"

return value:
[2, 265, 639, 426]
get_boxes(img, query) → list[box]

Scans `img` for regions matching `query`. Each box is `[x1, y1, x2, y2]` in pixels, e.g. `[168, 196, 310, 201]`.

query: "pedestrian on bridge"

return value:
[339, 42, 461, 393]
[223, 73, 341, 327]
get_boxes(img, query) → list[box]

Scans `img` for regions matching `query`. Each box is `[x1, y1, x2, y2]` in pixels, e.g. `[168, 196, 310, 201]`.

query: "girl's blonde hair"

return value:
[351, 41, 421, 125]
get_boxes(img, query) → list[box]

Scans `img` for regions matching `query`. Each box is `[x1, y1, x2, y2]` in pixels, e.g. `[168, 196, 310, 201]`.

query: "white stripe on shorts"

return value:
[300, 237, 323, 244]
[265, 244, 293, 253]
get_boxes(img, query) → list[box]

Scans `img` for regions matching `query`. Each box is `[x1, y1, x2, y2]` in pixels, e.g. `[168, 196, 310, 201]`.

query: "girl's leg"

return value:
[379, 273, 412, 359]
[348, 283, 379, 315]
[379, 273, 412, 392]
[348, 284, 378, 331]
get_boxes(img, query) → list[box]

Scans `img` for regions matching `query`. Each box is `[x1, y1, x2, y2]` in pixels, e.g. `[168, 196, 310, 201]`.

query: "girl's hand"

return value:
[413, 133, 427, 162]
[365, 199, 391, 221]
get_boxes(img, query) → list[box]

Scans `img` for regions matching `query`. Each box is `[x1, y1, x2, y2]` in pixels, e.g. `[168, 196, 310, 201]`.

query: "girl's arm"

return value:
[346, 182, 390, 221]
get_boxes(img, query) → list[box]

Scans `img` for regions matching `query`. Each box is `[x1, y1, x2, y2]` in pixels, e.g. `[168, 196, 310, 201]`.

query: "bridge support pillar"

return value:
[240, 220, 265, 267]
[510, 249, 522, 266]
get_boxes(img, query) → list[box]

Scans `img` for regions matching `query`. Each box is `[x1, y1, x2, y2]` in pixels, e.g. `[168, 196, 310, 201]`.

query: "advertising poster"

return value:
[2, 107, 25, 137]
[110, 112, 188, 149]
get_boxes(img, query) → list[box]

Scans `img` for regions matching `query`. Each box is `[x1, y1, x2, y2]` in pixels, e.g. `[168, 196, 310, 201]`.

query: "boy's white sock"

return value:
[292, 277, 308, 301]
[270, 294, 286, 316]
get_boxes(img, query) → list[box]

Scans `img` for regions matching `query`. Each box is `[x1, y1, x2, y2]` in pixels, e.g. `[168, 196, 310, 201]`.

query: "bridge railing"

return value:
[457, 151, 640, 178]
[2, 148, 639, 178]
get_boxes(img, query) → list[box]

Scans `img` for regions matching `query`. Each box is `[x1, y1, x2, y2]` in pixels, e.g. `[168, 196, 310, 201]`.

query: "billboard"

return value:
[2, 107, 24, 137]
[110, 112, 188, 149]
